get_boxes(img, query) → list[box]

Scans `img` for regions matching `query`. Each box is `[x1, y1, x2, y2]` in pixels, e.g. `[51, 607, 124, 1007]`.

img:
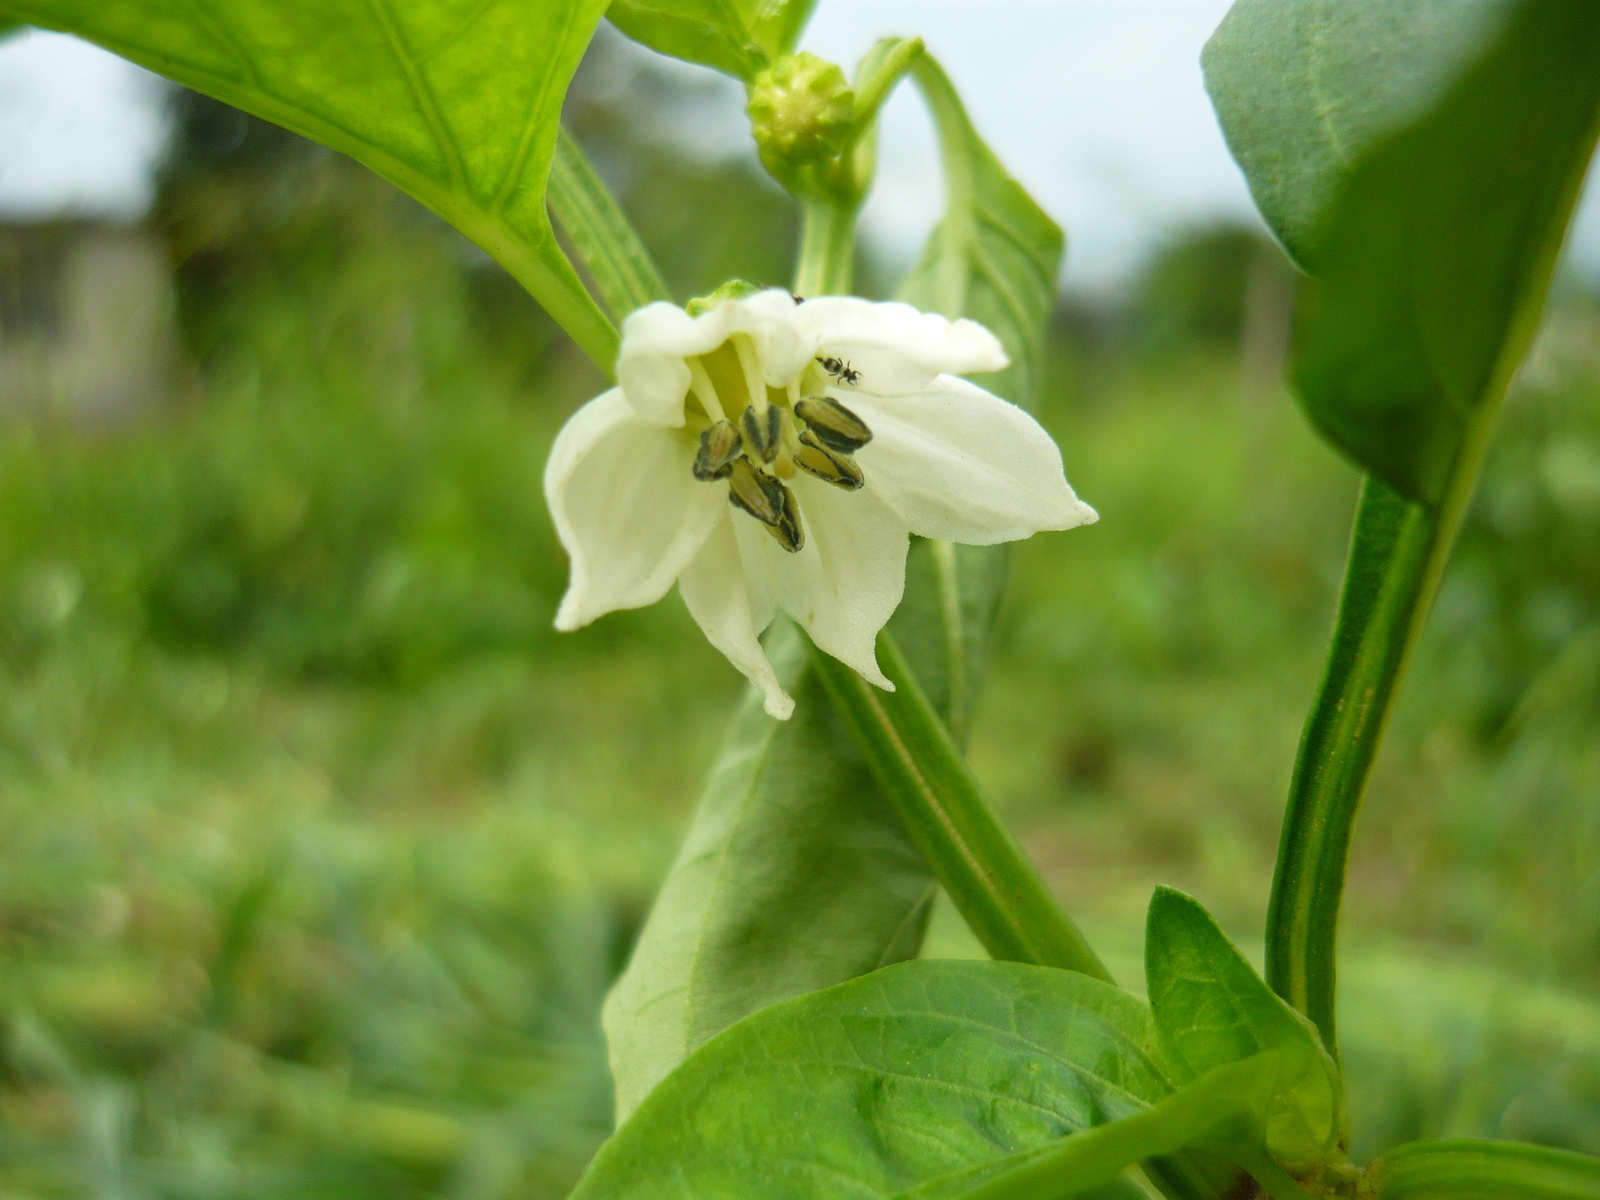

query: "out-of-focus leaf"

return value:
[549, 126, 672, 318]
[1145, 888, 1343, 1166]
[1202, 0, 1509, 270]
[582, 960, 1169, 1199]
[1372, 1139, 1600, 1200]
[1207, 0, 1600, 506]
[606, 0, 818, 80]
[603, 58, 1062, 1120]
[0, 0, 618, 369]
[901, 55, 1063, 410]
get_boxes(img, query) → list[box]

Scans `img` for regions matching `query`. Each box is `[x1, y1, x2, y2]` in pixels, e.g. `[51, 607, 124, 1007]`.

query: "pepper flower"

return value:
[544, 288, 1096, 720]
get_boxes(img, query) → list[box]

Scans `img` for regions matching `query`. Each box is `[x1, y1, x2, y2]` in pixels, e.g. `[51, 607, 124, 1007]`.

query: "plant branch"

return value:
[1265, 391, 1506, 1057]
[811, 631, 1111, 981]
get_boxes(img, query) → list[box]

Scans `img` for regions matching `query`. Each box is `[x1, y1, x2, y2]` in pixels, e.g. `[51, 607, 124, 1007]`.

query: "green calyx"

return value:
[746, 52, 855, 183]
[684, 279, 768, 316]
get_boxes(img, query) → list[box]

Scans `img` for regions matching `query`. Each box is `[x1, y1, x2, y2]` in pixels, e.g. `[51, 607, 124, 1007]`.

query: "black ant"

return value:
[816, 356, 861, 386]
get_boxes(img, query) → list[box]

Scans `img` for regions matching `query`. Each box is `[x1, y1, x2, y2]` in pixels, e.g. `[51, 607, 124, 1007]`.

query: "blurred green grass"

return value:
[4, 43, 1600, 1196]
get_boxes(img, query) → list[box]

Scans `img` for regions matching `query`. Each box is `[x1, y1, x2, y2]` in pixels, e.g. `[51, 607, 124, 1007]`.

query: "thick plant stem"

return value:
[1266, 398, 1504, 1057]
[794, 196, 858, 296]
[548, 126, 671, 319]
[811, 630, 1111, 982]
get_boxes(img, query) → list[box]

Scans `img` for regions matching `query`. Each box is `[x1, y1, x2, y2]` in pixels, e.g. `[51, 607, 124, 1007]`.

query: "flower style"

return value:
[544, 288, 1097, 720]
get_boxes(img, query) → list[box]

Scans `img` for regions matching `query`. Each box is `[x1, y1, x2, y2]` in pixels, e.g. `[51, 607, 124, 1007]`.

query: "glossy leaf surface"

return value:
[1145, 888, 1342, 1165]
[581, 960, 1170, 1200]
[0, 0, 618, 370]
[606, 0, 818, 79]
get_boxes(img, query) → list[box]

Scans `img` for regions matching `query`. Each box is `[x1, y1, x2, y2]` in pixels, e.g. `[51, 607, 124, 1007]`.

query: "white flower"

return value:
[544, 289, 1097, 720]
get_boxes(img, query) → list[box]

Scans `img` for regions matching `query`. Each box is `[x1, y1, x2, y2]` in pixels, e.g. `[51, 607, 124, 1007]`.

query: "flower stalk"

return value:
[811, 629, 1112, 982]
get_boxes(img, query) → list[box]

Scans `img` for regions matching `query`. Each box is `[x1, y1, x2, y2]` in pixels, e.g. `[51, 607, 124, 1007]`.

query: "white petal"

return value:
[797, 297, 1009, 396]
[617, 291, 807, 426]
[850, 374, 1098, 544]
[678, 515, 793, 720]
[732, 476, 907, 690]
[544, 389, 725, 630]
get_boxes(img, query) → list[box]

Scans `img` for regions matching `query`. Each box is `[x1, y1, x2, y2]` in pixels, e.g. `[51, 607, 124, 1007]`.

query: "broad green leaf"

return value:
[1372, 1139, 1600, 1200]
[898, 1056, 1285, 1200]
[606, 0, 819, 80]
[1145, 888, 1342, 1166]
[1202, 0, 1508, 269]
[1208, 0, 1600, 507]
[603, 61, 1063, 1119]
[581, 960, 1171, 1200]
[1, 0, 618, 370]
[901, 55, 1063, 410]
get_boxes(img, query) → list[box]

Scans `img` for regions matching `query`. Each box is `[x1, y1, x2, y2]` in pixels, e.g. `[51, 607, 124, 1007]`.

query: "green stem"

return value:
[548, 126, 672, 319]
[848, 37, 924, 146]
[794, 195, 859, 296]
[1265, 394, 1504, 1055]
[811, 630, 1111, 981]
[1371, 1140, 1600, 1200]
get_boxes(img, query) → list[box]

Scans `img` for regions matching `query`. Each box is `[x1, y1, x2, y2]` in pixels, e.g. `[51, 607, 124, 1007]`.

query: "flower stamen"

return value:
[794, 429, 864, 490]
[740, 404, 784, 463]
[693, 420, 744, 480]
[688, 358, 727, 423]
[727, 459, 804, 552]
[794, 395, 872, 453]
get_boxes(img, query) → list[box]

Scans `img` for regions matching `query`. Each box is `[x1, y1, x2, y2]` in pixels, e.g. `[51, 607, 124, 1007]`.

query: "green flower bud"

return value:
[746, 52, 855, 178]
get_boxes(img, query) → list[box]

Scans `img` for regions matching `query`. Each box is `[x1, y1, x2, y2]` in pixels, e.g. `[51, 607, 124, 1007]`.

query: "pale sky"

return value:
[2, 1, 1599, 289]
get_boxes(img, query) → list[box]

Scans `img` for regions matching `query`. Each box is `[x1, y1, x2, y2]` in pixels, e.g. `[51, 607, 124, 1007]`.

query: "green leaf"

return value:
[1372, 1140, 1600, 1200]
[1145, 888, 1342, 1166]
[1207, 0, 1600, 1061]
[1208, 0, 1600, 507]
[582, 960, 1171, 1200]
[0, 0, 618, 371]
[897, 1056, 1287, 1200]
[606, 0, 819, 80]
[1202, 0, 1509, 270]
[901, 55, 1063, 410]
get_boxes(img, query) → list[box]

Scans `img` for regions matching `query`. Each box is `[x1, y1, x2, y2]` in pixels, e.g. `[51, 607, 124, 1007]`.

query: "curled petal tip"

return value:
[1075, 502, 1100, 527]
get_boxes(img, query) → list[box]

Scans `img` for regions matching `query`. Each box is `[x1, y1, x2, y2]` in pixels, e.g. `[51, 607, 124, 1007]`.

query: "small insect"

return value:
[816, 356, 861, 386]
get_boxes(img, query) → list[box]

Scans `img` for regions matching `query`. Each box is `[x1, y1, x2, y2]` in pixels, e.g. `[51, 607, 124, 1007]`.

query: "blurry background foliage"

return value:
[2, 25, 1600, 1200]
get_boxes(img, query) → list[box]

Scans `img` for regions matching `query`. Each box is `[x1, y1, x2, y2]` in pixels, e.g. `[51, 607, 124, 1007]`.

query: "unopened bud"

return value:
[746, 52, 854, 176]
